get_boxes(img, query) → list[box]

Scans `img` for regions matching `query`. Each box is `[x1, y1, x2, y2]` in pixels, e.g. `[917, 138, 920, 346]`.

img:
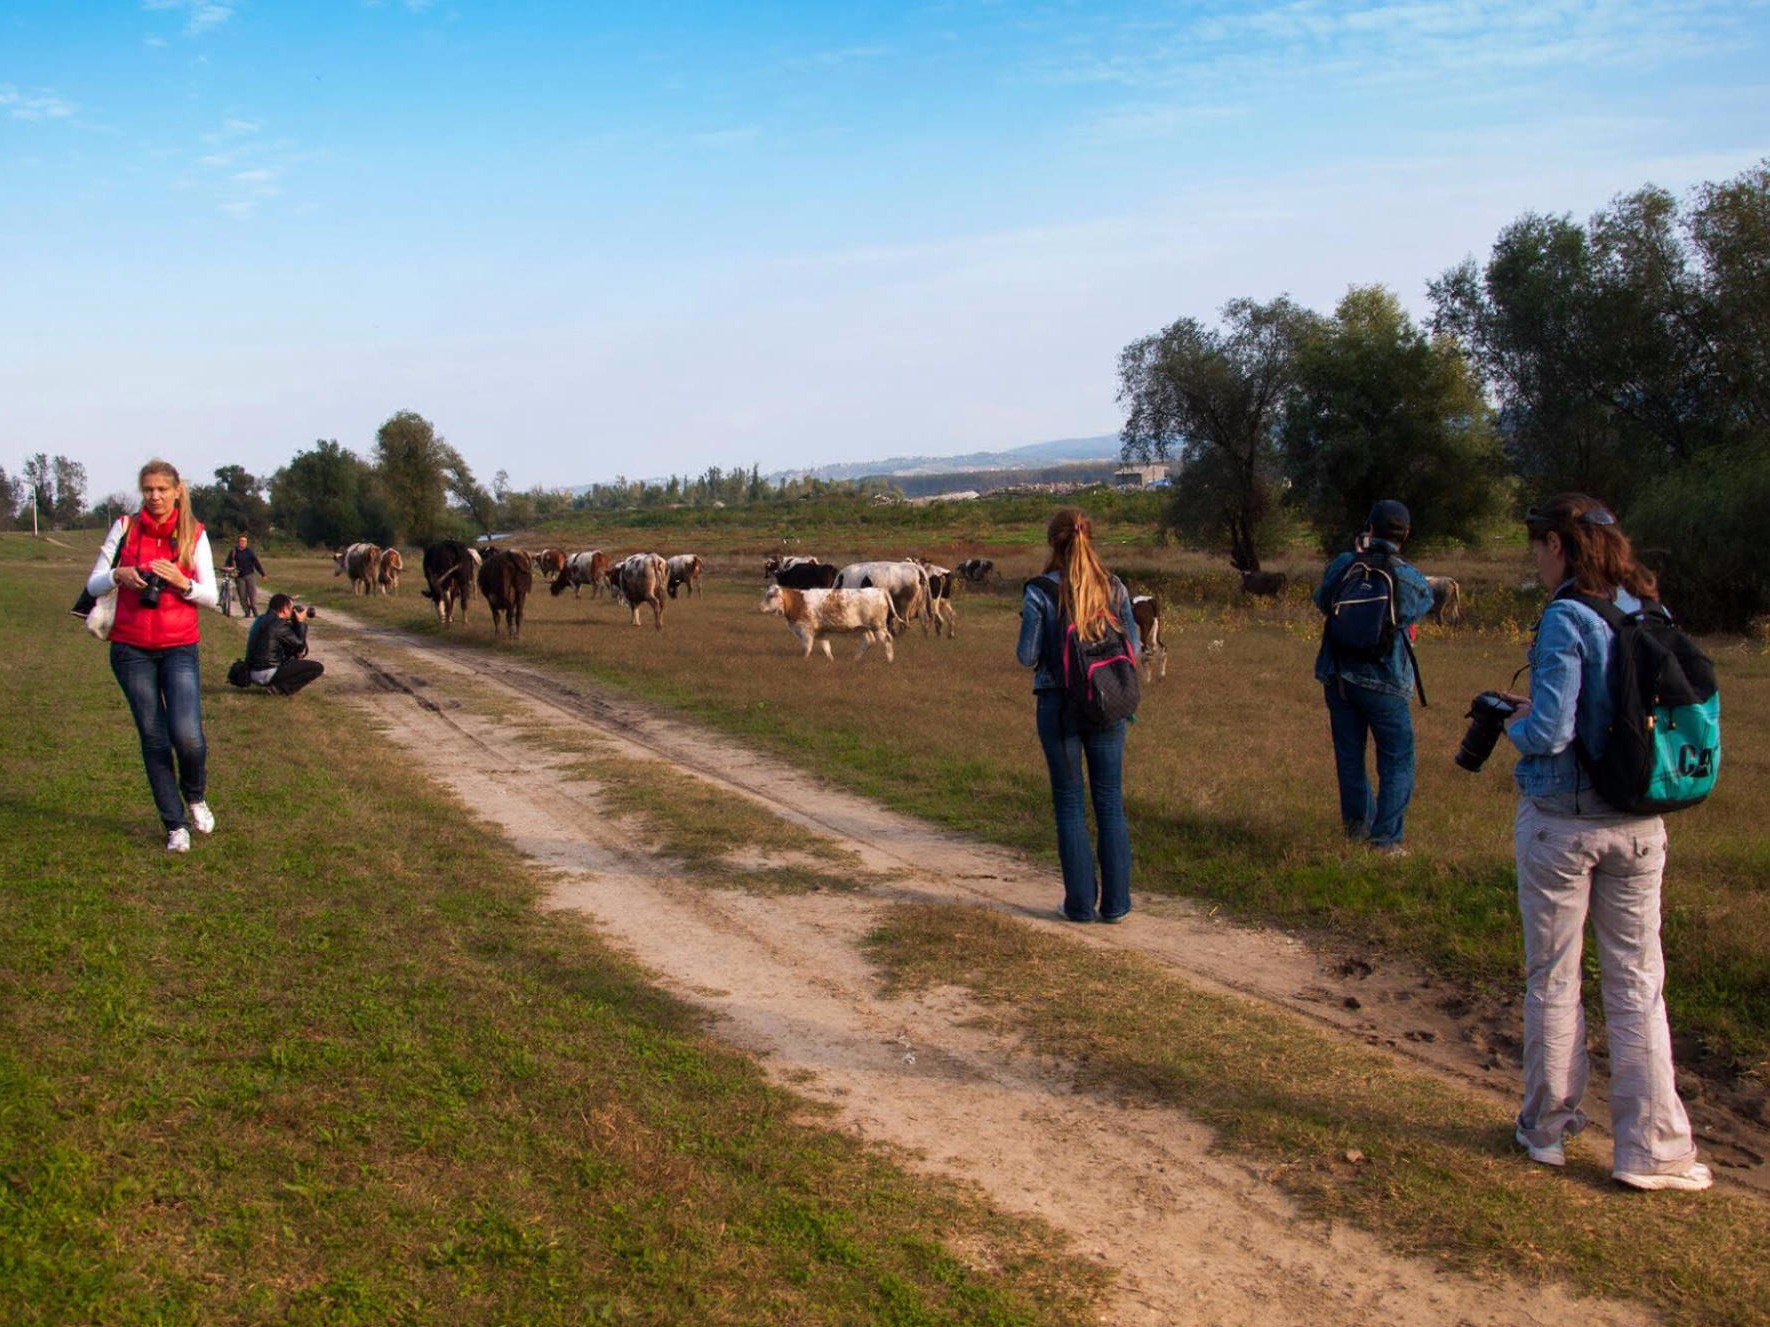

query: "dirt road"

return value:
[303, 609, 1704, 1326]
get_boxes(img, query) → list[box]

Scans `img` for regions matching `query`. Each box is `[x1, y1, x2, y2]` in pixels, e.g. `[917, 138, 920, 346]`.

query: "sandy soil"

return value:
[291, 608, 1762, 1325]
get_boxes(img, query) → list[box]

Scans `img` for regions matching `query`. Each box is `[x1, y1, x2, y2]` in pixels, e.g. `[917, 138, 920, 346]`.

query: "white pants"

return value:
[1514, 800, 1698, 1175]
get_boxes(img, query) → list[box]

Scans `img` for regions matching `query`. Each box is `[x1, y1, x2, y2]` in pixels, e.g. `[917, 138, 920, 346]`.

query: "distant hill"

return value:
[773, 434, 1122, 483]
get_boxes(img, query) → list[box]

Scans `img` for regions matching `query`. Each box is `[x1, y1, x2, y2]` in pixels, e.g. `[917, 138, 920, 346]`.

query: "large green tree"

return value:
[189, 465, 270, 540]
[1283, 286, 1506, 549]
[1688, 161, 1770, 432]
[270, 440, 392, 548]
[1118, 296, 1315, 570]
[50, 456, 87, 527]
[373, 410, 451, 544]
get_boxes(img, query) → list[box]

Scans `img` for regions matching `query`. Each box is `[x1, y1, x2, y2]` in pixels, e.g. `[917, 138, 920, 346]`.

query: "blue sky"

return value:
[4, 1, 1768, 500]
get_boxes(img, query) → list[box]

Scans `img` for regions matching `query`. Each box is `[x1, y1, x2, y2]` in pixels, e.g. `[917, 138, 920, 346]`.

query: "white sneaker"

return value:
[188, 801, 215, 835]
[166, 827, 191, 853]
[1515, 1127, 1565, 1167]
[1614, 1162, 1712, 1192]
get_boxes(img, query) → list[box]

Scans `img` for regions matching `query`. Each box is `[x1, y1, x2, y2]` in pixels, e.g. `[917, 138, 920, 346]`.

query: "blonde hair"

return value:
[139, 459, 198, 572]
[1043, 508, 1116, 642]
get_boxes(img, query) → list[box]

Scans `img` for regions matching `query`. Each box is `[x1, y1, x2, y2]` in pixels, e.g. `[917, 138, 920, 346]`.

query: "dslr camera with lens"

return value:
[1455, 691, 1519, 772]
[135, 570, 168, 609]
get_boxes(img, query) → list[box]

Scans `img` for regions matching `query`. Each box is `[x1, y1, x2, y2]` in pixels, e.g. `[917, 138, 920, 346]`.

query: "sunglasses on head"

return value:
[1525, 507, 1616, 531]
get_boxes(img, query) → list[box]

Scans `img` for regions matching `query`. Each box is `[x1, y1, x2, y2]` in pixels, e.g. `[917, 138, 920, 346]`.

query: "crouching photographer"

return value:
[240, 593, 325, 696]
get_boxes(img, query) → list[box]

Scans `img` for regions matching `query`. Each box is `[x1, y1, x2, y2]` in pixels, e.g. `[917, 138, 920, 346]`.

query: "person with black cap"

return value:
[1312, 500, 1435, 854]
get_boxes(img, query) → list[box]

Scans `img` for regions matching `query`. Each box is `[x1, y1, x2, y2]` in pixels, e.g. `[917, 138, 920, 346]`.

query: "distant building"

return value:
[1113, 462, 1171, 490]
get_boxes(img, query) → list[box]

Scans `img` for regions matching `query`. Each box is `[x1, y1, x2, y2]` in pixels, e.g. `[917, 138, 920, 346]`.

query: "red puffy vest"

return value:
[110, 516, 206, 651]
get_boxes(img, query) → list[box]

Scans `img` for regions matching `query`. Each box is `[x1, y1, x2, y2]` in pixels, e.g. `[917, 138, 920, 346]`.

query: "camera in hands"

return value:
[1455, 691, 1518, 772]
[135, 570, 168, 608]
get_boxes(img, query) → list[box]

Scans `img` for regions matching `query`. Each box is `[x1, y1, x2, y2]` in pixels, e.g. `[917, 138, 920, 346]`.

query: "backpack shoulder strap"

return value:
[1553, 585, 1629, 630]
[1024, 574, 1059, 605]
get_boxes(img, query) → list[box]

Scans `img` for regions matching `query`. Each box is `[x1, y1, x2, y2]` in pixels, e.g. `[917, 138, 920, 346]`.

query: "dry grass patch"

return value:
[868, 903, 1770, 1327]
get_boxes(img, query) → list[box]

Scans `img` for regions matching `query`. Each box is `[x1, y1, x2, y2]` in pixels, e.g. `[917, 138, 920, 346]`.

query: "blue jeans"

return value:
[1324, 680, 1415, 846]
[1035, 693, 1131, 921]
[111, 642, 206, 831]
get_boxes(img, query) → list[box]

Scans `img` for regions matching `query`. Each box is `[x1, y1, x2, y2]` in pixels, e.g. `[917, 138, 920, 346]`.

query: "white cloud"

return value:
[0, 85, 77, 121]
[143, 0, 238, 37]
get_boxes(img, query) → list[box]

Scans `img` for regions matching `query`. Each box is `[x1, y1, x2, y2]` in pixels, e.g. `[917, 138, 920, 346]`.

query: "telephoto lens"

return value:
[1455, 691, 1518, 772]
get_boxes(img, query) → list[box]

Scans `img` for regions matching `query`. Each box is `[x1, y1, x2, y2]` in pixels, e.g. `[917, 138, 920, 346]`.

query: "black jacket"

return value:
[247, 613, 306, 671]
[224, 546, 266, 578]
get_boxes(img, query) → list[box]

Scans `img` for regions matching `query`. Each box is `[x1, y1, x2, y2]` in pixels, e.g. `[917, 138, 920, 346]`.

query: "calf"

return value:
[1131, 595, 1167, 681]
[665, 553, 704, 599]
[1426, 575, 1464, 626]
[760, 584, 895, 662]
[551, 549, 609, 599]
[535, 548, 568, 579]
[332, 542, 381, 596]
[1237, 567, 1288, 598]
[420, 539, 475, 625]
[610, 552, 668, 629]
[477, 548, 533, 639]
[376, 546, 403, 595]
[912, 560, 958, 637]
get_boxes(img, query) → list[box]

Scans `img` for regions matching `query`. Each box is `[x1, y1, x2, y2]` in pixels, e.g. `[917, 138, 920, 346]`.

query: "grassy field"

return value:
[236, 508, 1769, 1086]
[0, 557, 1102, 1326]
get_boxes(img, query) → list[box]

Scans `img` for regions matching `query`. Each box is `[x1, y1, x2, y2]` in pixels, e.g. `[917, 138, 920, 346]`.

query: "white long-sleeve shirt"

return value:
[87, 517, 220, 611]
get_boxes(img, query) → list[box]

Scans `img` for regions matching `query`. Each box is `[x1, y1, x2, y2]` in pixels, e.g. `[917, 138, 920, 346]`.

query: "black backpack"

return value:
[1554, 589, 1720, 814]
[1325, 554, 1399, 662]
[1323, 552, 1427, 705]
[1028, 575, 1141, 729]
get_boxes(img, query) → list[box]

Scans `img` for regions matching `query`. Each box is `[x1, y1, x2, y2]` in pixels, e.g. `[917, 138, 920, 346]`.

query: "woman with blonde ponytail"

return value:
[86, 459, 219, 853]
[1016, 508, 1142, 922]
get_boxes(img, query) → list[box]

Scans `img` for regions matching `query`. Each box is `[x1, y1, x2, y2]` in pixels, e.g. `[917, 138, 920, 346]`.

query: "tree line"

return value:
[1119, 159, 1769, 630]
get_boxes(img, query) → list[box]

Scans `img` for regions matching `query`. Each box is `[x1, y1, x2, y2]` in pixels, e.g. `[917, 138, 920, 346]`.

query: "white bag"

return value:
[85, 588, 119, 640]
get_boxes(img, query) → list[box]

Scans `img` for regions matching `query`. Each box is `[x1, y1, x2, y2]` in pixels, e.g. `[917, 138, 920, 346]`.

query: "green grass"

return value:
[269, 526, 1770, 1083]
[868, 903, 1770, 1327]
[0, 561, 1102, 1326]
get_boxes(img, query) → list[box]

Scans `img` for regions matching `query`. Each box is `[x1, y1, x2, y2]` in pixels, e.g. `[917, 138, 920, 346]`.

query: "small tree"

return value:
[0, 466, 21, 529]
[1118, 296, 1315, 569]
[374, 410, 451, 544]
[50, 456, 87, 528]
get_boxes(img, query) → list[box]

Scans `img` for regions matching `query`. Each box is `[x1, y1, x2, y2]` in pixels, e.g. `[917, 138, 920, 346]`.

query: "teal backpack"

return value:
[1558, 590, 1720, 814]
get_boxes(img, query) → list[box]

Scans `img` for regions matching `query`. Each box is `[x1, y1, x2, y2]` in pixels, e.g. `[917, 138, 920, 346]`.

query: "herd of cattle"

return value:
[329, 541, 1461, 666]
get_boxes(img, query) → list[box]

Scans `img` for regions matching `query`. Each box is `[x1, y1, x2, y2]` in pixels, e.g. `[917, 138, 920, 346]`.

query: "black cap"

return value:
[1367, 500, 1411, 539]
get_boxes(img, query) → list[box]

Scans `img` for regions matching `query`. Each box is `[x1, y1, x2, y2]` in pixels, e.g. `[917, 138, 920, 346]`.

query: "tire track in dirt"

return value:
[306, 610, 1671, 1326]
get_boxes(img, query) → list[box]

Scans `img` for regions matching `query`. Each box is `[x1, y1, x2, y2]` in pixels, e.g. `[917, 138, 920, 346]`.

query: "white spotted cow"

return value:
[760, 584, 895, 663]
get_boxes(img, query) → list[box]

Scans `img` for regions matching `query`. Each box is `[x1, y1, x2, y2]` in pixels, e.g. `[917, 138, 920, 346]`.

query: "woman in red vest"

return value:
[86, 459, 220, 852]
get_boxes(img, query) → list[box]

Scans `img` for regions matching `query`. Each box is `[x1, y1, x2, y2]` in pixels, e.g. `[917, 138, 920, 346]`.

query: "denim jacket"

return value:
[1311, 541, 1434, 699]
[1017, 572, 1140, 692]
[1506, 583, 1641, 815]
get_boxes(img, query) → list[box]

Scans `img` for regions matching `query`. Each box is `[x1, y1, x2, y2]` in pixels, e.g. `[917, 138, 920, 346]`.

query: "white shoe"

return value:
[188, 801, 215, 835]
[1515, 1127, 1565, 1167]
[1614, 1162, 1712, 1192]
[166, 827, 191, 853]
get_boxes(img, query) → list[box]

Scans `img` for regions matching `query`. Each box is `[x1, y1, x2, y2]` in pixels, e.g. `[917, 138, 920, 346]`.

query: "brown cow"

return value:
[1131, 595, 1167, 680]
[551, 550, 609, 599]
[535, 548, 567, 579]
[477, 548, 534, 639]
[377, 546, 403, 595]
[1426, 576, 1464, 626]
[760, 584, 895, 662]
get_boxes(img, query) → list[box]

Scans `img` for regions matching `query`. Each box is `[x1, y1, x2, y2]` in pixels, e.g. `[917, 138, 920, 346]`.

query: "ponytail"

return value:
[1043, 508, 1117, 642]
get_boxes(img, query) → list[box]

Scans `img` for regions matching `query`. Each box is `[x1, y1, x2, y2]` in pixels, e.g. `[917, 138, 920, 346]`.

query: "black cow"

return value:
[420, 540, 476, 626]
[774, 560, 840, 590]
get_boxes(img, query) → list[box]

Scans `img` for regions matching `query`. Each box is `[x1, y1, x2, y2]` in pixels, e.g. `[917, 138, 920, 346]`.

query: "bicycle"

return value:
[217, 566, 237, 617]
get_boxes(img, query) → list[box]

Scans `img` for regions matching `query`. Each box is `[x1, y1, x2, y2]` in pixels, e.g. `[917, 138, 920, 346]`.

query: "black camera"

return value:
[136, 570, 168, 609]
[1455, 691, 1518, 772]
[292, 603, 317, 620]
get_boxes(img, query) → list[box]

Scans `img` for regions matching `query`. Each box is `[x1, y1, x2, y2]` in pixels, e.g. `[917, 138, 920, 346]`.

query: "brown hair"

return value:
[1525, 492, 1657, 600]
[1043, 508, 1117, 642]
[139, 459, 198, 573]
